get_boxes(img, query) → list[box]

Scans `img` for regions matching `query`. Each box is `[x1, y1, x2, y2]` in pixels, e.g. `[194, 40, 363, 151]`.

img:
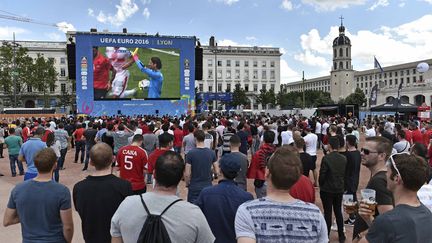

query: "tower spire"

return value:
[339, 15, 344, 26]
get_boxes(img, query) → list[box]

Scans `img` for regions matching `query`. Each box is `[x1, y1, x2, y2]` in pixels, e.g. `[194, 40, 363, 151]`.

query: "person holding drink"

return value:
[356, 153, 432, 242]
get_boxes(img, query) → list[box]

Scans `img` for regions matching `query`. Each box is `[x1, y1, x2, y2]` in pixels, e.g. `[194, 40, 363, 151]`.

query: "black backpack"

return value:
[137, 195, 182, 243]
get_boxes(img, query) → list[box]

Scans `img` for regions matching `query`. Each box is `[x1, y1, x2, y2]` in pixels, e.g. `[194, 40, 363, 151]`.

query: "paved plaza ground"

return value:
[0, 139, 371, 243]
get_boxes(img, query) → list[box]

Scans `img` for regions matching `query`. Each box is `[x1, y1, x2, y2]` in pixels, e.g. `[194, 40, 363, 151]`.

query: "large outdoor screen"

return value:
[74, 32, 195, 116]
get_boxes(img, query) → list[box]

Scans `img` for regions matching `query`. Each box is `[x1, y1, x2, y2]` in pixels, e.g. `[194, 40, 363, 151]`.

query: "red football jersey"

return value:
[117, 145, 148, 191]
[147, 148, 170, 174]
[290, 175, 315, 203]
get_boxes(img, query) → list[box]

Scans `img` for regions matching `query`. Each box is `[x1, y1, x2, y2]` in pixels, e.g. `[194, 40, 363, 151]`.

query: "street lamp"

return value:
[210, 46, 222, 111]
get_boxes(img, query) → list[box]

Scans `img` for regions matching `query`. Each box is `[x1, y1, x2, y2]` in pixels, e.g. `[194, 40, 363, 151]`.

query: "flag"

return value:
[374, 57, 384, 73]
[370, 84, 378, 106]
[397, 80, 403, 100]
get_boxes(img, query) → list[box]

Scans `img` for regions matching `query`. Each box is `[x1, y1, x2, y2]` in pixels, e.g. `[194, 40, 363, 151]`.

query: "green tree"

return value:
[343, 88, 367, 106]
[231, 83, 249, 109]
[256, 88, 276, 109]
[32, 54, 57, 107]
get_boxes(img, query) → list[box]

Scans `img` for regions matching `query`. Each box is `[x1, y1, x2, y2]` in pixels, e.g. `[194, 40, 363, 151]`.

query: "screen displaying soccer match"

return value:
[92, 46, 181, 100]
[74, 32, 196, 117]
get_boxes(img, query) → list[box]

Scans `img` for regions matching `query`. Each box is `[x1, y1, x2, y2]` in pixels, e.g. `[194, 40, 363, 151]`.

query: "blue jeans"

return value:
[9, 154, 24, 176]
[173, 146, 181, 154]
[84, 143, 93, 167]
[74, 140, 85, 163]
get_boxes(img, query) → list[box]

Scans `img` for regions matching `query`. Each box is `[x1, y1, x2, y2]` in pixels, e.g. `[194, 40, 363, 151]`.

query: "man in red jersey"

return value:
[410, 122, 424, 145]
[93, 47, 116, 100]
[147, 133, 173, 179]
[116, 134, 148, 195]
[173, 121, 184, 154]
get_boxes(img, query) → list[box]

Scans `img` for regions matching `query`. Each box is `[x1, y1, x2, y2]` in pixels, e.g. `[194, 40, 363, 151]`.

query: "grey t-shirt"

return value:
[111, 192, 215, 243]
[7, 180, 71, 243]
[235, 198, 328, 243]
[183, 133, 196, 155]
[143, 133, 158, 155]
[366, 203, 432, 243]
[230, 152, 248, 190]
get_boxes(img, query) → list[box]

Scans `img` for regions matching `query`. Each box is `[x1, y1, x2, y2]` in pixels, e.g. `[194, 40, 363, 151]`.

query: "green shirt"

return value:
[5, 135, 22, 155]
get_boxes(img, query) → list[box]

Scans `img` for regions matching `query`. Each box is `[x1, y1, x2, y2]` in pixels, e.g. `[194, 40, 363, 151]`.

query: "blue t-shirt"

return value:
[136, 60, 164, 98]
[7, 180, 71, 243]
[186, 147, 216, 189]
[196, 180, 253, 243]
[19, 138, 47, 174]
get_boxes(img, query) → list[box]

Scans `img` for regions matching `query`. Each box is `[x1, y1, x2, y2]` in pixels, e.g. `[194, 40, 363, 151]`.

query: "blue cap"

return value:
[219, 153, 241, 175]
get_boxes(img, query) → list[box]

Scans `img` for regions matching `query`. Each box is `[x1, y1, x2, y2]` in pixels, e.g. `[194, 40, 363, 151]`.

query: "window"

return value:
[208, 69, 213, 79]
[400, 70, 404, 76]
[346, 48, 349, 57]
[244, 61, 249, 67]
[262, 61, 266, 67]
[389, 79, 392, 86]
[389, 72, 392, 78]
[199, 83, 203, 92]
[365, 76, 368, 81]
[253, 61, 258, 67]
[50, 84, 55, 92]
[270, 70, 275, 79]
[226, 70, 231, 79]
[226, 83, 231, 92]
[395, 78, 398, 85]
[379, 73, 382, 79]
[253, 70, 258, 79]
[406, 77, 410, 84]
[60, 68, 66, 77]
[270, 61, 275, 67]
[357, 77, 359, 82]
[244, 84, 249, 92]
[334, 49, 337, 57]
[60, 57, 66, 64]
[218, 83, 222, 92]
[361, 83, 363, 88]
[208, 59, 213, 67]
[262, 70, 267, 79]
[406, 69, 410, 75]
[262, 84, 266, 91]
[244, 70, 249, 79]
[395, 71, 398, 77]
[384, 80, 387, 86]
[253, 84, 258, 92]
[413, 69, 416, 75]
[217, 60, 222, 66]
[226, 60, 231, 67]
[365, 82, 368, 88]
[27, 85, 32, 93]
[339, 48, 343, 57]
[361, 77, 364, 81]
[217, 70, 222, 79]
[208, 85, 213, 92]
[235, 70, 240, 79]
[420, 75, 423, 82]
[270, 84, 275, 90]
[413, 76, 417, 83]
[400, 77, 404, 84]
[334, 62, 337, 70]
[235, 61, 240, 67]
[346, 62, 349, 69]
[384, 73, 387, 78]
[339, 62, 343, 69]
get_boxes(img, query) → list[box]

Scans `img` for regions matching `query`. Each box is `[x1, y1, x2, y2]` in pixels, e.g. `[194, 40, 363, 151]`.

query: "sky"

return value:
[0, 0, 431, 84]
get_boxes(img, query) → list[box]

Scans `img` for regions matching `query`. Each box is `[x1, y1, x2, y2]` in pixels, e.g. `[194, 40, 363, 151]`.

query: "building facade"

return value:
[197, 43, 282, 110]
[0, 40, 74, 113]
[283, 22, 432, 108]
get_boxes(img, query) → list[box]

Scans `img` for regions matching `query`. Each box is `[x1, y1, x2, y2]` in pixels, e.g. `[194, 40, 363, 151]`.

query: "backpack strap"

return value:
[139, 195, 182, 216]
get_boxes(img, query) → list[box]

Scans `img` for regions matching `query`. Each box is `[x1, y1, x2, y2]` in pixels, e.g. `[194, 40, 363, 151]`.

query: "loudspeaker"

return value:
[117, 110, 121, 115]
[195, 47, 203, 80]
[155, 109, 159, 115]
[66, 44, 76, 80]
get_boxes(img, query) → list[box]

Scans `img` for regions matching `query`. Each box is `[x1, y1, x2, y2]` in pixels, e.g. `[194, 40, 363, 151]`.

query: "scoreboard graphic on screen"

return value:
[72, 32, 196, 116]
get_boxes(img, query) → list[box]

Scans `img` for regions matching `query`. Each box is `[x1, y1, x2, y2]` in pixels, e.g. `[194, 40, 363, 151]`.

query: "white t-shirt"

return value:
[366, 128, 376, 137]
[303, 133, 318, 156]
[281, 131, 294, 145]
[321, 122, 329, 135]
[315, 122, 322, 134]
[418, 184, 432, 213]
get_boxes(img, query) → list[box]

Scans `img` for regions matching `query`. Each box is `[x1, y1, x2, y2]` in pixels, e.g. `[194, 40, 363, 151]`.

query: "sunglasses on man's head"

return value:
[361, 148, 379, 155]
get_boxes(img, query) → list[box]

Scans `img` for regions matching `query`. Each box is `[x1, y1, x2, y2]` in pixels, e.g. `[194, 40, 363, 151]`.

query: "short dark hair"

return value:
[132, 134, 144, 143]
[411, 142, 427, 160]
[397, 130, 406, 139]
[34, 148, 57, 173]
[155, 151, 184, 188]
[159, 133, 173, 147]
[194, 130, 205, 142]
[188, 124, 195, 133]
[34, 127, 45, 136]
[90, 143, 114, 170]
[346, 135, 357, 147]
[366, 136, 393, 160]
[389, 153, 429, 191]
[151, 57, 162, 69]
[293, 135, 305, 149]
[229, 134, 241, 146]
[107, 123, 114, 131]
[118, 123, 125, 131]
[263, 130, 275, 144]
[328, 136, 340, 150]
[58, 123, 64, 129]
[9, 128, 15, 134]
[268, 146, 302, 190]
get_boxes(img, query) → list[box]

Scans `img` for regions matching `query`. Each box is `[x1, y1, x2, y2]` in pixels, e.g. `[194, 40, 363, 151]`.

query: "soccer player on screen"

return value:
[93, 47, 116, 99]
[105, 47, 137, 98]
[132, 54, 164, 98]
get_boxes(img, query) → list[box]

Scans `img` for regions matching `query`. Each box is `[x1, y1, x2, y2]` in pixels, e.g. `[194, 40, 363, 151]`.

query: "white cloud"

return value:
[423, 0, 432, 4]
[368, 0, 389, 11]
[88, 0, 139, 26]
[56, 22, 76, 33]
[0, 26, 29, 39]
[141, 0, 151, 4]
[280, 59, 300, 83]
[301, 0, 367, 11]
[142, 8, 150, 19]
[218, 39, 247, 46]
[215, 0, 239, 5]
[295, 14, 432, 74]
[245, 36, 257, 41]
[281, 0, 293, 11]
